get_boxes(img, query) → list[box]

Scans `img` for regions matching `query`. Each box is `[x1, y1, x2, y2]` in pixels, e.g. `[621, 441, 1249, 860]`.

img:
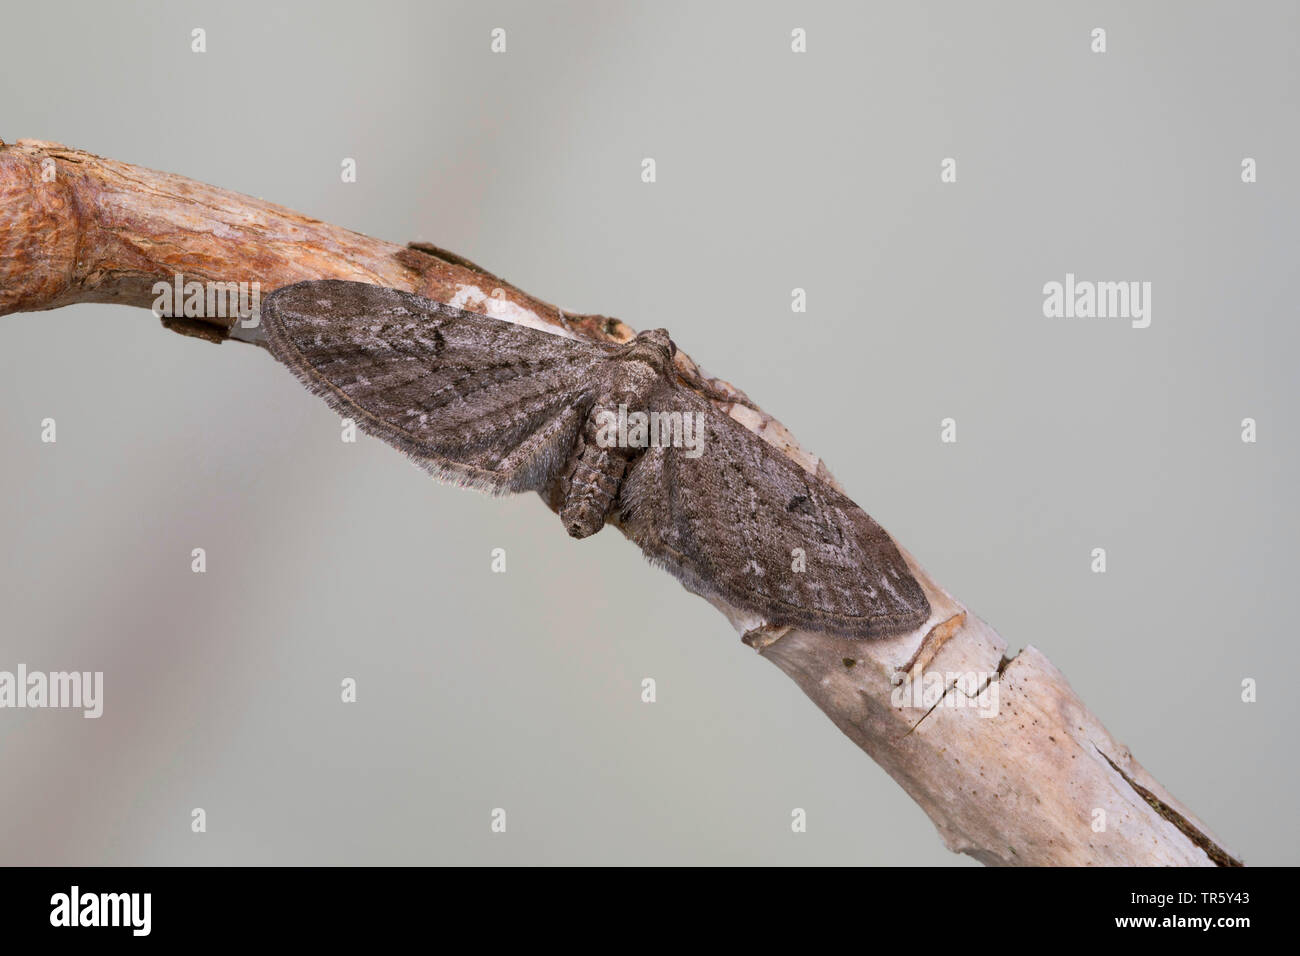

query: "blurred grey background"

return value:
[1, 1, 1296, 865]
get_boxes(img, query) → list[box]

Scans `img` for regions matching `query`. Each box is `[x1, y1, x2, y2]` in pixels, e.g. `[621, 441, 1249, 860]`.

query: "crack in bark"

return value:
[903, 648, 1015, 738]
[902, 678, 958, 737]
[971, 652, 1014, 699]
[1095, 746, 1243, 867]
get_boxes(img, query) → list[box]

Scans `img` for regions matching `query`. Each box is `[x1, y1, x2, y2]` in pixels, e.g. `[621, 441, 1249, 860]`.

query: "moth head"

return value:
[637, 328, 675, 354]
[623, 328, 677, 375]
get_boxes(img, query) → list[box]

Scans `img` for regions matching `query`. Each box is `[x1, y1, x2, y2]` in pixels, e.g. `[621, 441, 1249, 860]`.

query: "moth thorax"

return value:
[617, 330, 675, 379]
[559, 440, 626, 539]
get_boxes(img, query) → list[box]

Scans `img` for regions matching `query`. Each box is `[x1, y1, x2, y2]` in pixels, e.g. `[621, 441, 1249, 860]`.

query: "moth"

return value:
[261, 280, 930, 638]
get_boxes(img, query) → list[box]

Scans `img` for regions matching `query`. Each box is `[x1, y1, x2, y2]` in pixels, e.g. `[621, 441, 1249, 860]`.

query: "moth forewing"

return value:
[261, 280, 929, 638]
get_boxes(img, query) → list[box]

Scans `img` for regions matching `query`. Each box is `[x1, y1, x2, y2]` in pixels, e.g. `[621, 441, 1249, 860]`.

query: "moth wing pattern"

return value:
[262, 279, 929, 639]
[261, 279, 613, 493]
[616, 388, 931, 639]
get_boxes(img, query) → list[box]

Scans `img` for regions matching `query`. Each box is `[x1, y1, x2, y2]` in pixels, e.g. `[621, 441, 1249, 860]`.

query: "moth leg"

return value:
[558, 415, 631, 539]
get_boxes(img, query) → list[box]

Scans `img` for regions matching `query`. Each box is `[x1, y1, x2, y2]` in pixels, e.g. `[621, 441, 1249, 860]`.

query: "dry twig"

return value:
[0, 138, 1241, 866]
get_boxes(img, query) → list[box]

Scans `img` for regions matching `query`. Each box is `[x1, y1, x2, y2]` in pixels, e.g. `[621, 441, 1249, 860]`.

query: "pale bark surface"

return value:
[0, 138, 1242, 866]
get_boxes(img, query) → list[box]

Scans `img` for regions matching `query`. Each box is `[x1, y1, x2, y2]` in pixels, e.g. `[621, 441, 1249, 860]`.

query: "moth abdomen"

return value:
[558, 433, 628, 539]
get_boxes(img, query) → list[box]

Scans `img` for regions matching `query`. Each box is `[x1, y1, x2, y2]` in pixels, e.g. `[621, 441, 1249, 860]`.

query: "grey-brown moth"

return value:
[261, 279, 930, 638]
